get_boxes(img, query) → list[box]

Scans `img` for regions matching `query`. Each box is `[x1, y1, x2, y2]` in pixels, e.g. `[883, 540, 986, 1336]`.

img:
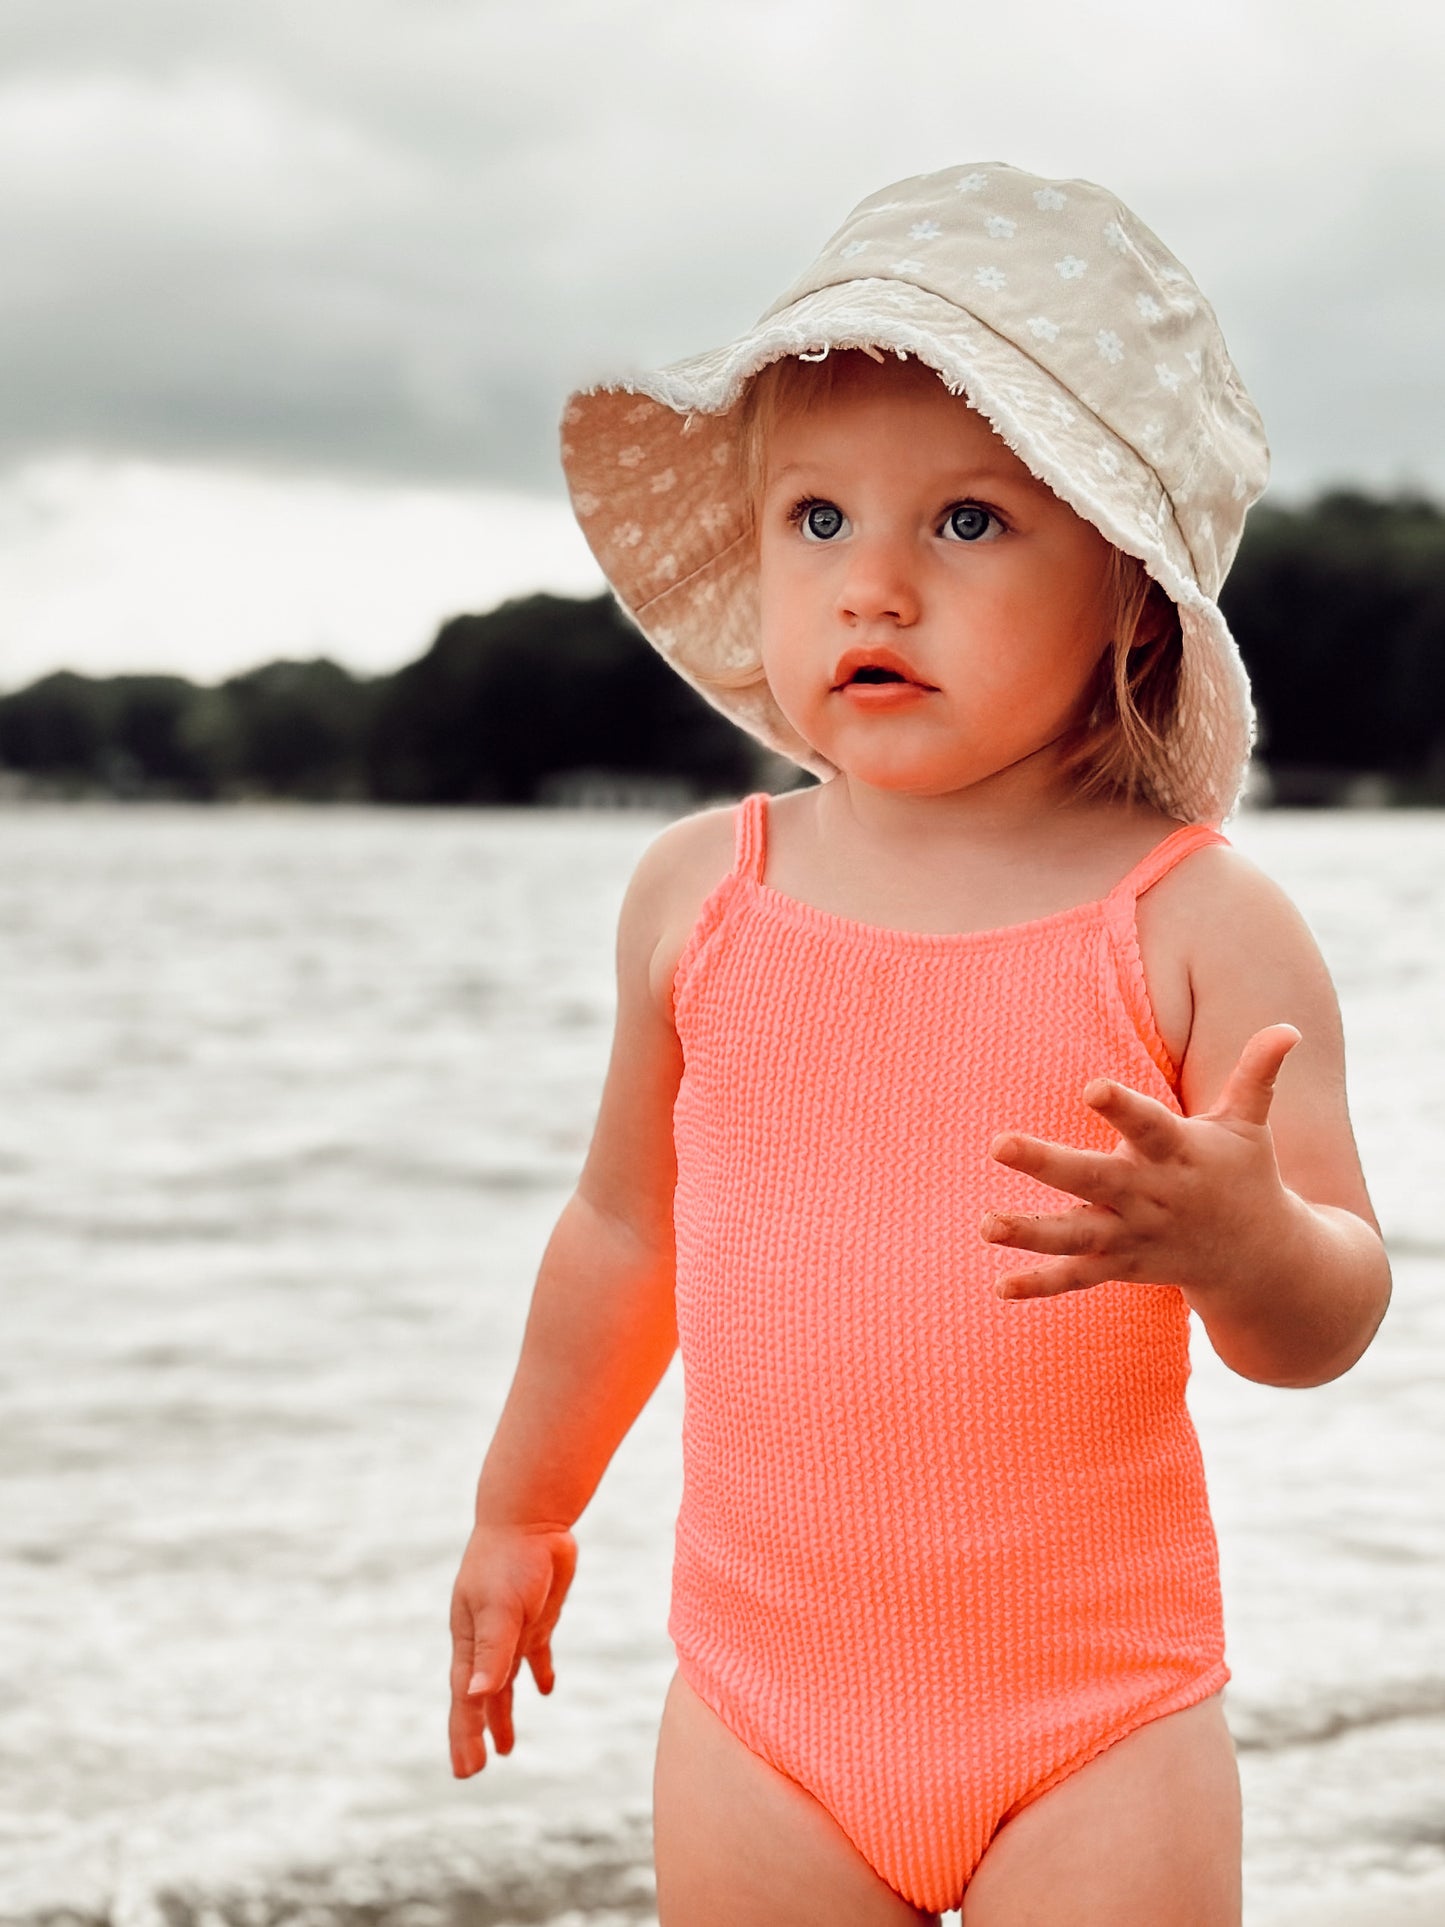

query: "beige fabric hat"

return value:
[560, 161, 1270, 826]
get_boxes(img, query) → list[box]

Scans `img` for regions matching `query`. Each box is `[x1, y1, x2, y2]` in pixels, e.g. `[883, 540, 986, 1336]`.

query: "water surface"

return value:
[2, 802, 1441, 1924]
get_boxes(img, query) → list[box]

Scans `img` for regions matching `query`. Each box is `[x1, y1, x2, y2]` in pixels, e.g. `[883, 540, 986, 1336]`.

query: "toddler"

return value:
[447, 164, 1391, 1926]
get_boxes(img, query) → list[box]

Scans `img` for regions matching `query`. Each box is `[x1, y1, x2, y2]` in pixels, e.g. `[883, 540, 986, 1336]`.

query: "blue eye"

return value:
[795, 500, 846, 541]
[945, 504, 998, 542]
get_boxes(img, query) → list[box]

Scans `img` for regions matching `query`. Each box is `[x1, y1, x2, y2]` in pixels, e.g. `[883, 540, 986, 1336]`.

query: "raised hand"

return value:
[980, 1023, 1303, 1301]
[448, 1521, 578, 1778]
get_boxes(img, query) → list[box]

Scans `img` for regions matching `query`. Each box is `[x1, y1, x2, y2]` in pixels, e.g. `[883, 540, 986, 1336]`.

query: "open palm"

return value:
[980, 1023, 1302, 1301]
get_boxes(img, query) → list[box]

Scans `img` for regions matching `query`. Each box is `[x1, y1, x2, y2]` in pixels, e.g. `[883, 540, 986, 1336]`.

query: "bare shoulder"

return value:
[572, 800, 738, 1247]
[628, 799, 740, 1017]
[1148, 837, 1329, 996]
[1149, 839, 1380, 1229]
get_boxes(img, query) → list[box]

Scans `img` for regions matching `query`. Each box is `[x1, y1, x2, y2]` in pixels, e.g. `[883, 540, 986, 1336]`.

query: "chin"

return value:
[831, 752, 958, 794]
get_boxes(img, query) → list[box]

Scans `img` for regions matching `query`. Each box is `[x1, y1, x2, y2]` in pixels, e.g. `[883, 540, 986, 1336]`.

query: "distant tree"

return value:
[366, 593, 758, 803]
[0, 659, 378, 799]
[1224, 489, 1445, 783]
[110, 675, 218, 795]
[216, 658, 375, 798]
[0, 670, 111, 783]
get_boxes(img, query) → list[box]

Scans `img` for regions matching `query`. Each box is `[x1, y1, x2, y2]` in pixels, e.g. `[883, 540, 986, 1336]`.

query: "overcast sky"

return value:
[2, 0, 1443, 689]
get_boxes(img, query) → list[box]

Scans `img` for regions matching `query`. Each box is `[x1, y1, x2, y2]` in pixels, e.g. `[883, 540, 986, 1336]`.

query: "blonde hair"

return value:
[728, 350, 1185, 811]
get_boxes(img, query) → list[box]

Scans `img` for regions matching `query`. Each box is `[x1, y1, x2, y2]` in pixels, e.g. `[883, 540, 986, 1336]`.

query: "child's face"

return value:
[755, 356, 1117, 801]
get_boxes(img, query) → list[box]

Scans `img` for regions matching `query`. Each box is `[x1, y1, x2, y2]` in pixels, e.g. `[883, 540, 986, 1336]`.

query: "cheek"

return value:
[756, 555, 794, 663]
[758, 535, 804, 597]
[983, 566, 1110, 664]
[757, 548, 820, 656]
[756, 540, 786, 629]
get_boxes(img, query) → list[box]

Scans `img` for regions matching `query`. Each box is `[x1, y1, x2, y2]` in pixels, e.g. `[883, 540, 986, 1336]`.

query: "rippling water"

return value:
[3, 802, 1442, 1926]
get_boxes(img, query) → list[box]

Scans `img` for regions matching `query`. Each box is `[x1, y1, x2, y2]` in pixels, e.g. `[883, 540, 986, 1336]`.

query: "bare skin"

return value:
[653, 1669, 1242, 1927]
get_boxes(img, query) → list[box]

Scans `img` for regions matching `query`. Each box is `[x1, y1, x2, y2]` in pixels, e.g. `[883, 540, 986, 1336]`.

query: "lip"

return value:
[837, 681, 934, 711]
[831, 645, 938, 692]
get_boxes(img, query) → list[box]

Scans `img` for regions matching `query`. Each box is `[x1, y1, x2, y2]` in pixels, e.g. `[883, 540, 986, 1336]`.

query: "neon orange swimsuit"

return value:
[667, 790, 1232, 1915]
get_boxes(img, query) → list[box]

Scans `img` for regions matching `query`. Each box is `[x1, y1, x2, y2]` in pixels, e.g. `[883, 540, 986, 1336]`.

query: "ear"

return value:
[1135, 578, 1179, 651]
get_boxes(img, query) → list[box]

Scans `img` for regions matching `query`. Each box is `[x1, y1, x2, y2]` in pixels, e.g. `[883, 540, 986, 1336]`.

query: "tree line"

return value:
[2, 487, 1442, 806]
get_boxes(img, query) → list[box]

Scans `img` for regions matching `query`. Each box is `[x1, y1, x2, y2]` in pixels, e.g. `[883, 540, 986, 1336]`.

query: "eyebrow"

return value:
[765, 462, 1039, 492]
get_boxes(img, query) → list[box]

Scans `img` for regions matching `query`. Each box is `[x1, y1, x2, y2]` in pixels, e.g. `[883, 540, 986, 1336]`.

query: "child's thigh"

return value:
[652, 1668, 938, 1927]
[962, 1692, 1242, 1927]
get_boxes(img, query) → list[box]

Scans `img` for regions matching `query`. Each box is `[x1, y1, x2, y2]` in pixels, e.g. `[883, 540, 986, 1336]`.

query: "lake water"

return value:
[2, 801, 1443, 1926]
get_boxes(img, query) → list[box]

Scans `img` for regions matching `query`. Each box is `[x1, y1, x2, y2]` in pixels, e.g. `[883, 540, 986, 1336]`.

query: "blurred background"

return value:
[3, 4, 1444, 1925]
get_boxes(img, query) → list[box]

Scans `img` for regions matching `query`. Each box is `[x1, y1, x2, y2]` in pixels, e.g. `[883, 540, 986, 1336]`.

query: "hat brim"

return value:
[561, 279, 1255, 825]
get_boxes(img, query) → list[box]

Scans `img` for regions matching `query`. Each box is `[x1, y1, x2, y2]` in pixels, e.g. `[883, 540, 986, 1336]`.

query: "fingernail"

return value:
[467, 1672, 490, 1695]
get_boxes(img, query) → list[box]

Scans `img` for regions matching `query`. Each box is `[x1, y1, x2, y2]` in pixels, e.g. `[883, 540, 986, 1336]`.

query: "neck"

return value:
[822, 730, 1082, 849]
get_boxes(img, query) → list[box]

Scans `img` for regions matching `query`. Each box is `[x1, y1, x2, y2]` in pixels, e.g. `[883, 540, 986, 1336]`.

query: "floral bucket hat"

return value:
[559, 161, 1271, 826]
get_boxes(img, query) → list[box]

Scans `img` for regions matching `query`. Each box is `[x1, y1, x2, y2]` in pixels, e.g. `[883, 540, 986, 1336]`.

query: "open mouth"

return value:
[834, 667, 938, 693]
[832, 648, 938, 693]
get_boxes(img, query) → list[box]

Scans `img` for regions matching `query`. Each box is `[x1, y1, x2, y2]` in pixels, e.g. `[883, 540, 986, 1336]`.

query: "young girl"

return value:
[447, 163, 1392, 1926]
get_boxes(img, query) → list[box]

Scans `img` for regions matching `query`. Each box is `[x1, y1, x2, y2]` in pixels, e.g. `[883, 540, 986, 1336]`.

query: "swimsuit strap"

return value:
[1101, 821, 1230, 1092]
[733, 790, 770, 885]
[733, 797, 1226, 901]
[1103, 822, 1230, 906]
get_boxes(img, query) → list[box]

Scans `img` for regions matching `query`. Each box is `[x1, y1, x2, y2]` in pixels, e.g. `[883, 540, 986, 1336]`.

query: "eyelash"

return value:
[784, 496, 1008, 541]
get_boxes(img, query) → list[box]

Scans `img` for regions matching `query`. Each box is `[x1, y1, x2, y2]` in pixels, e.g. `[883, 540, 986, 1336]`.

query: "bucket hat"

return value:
[560, 162, 1270, 826]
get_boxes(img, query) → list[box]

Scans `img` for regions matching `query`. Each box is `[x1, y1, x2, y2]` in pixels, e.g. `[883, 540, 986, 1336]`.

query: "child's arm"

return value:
[981, 847, 1391, 1389]
[448, 813, 696, 1777]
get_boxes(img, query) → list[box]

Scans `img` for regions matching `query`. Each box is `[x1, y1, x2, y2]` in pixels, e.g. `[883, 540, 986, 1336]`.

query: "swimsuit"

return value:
[666, 790, 1233, 1915]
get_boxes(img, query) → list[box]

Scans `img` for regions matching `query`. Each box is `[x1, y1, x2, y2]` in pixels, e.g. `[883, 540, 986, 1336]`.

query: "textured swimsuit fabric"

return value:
[667, 792, 1233, 1914]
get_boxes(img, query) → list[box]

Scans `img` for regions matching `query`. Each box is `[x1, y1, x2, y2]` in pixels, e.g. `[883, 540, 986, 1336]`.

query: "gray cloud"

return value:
[1, 0, 1442, 500]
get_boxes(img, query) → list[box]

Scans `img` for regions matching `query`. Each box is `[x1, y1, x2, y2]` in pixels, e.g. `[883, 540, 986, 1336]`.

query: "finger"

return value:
[448, 1648, 494, 1772]
[1210, 1024, 1302, 1129]
[484, 1676, 517, 1756]
[995, 1254, 1126, 1300]
[530, 1534, 578, 1651]
[466, 1611, 520, 1699]
[527, 1637, 556, 1696]
[981, 1202, 1119, 1259]
[449, 1698, 487, 1778]
[521, 1534, 576, 1698]
[1081, 1077, 1185, 1160]
[449, 1590, 478, 1690]
[987, 1132, 1126, 1209]
[450, 1589, 500, 1699]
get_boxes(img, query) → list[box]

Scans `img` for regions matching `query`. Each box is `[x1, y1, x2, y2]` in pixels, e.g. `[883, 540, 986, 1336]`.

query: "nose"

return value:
[836, 532, 921, 627]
